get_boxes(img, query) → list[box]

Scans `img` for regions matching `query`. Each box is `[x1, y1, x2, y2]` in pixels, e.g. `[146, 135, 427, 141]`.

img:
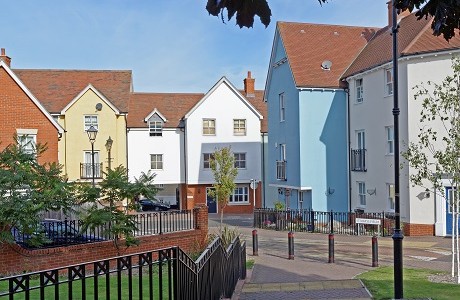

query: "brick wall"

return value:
[0, 205, 208, 275]
[0, 67, 58, 164]
[403, 223, 435, 236]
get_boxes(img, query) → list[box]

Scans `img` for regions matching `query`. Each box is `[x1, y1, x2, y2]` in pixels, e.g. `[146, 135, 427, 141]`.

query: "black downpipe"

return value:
[346, 88, 352, 212]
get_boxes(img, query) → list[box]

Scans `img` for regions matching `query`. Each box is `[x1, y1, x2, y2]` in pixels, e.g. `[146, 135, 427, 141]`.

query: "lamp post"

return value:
[391, 1, 404, 298]
[105, 136, 113, 170]
[86, 125, 98, 187]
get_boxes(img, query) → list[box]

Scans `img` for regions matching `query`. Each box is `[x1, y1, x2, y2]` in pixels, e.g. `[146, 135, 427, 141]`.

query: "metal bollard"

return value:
[252, 229, 259, 256]
[288, 231, 294, 260]
[372, 235, 379, 267]
[328, 233, 334, 263]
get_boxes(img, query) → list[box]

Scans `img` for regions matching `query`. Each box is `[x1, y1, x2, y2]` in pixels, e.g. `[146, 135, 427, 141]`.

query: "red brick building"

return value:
[0, 49, 63, 164]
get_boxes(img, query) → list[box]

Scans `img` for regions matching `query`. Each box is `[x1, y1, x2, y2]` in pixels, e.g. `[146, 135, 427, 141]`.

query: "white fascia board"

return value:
[297, 87, 345, 92]
[344, 49, 460, 82]
[264, 27, 281, 102]
[184, 76, 263, 119]
[60, 84, 121, 115]
[0, 61, 64, 134]
[143, 108, 168, 123]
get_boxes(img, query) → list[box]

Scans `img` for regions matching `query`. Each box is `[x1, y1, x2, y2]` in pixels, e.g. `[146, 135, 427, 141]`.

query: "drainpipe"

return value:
[261, 132, 266, 208]
[346, 88, 352, 212]
[182, 119, 188, 210]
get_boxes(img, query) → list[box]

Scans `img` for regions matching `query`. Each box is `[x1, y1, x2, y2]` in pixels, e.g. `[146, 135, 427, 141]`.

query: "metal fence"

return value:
[14, 210, 196, 249]
[254, 208, 395, 237]
[0, 237, 246, 300]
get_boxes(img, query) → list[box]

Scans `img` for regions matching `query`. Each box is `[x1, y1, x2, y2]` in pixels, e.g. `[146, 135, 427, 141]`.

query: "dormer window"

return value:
[149, 121, 163, 136]
[145, 109, 167, 137]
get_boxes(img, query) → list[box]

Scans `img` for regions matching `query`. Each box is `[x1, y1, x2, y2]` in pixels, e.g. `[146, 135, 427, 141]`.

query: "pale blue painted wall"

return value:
[299, 90, 348, 211]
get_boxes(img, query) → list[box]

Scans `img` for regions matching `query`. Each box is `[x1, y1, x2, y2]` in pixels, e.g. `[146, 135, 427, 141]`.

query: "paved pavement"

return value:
[209, 213, 453, 300]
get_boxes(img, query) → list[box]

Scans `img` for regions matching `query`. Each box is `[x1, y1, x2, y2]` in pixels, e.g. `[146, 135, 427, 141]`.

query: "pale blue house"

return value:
[264, 22, 376, 211]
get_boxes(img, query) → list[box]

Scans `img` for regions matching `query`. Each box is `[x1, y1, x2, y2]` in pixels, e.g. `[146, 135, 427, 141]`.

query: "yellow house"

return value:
[14, 69, 132, 183]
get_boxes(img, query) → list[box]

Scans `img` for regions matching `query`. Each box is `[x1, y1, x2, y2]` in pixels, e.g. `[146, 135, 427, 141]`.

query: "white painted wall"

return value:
[185, 80, 262, 185]
[127, 128, 184, 184]
[348, 52, 458, 233]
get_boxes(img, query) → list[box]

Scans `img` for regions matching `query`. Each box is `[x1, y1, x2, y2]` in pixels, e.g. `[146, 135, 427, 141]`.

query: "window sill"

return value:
[228, 202, 251, 206]
[384, 94, 393, 98]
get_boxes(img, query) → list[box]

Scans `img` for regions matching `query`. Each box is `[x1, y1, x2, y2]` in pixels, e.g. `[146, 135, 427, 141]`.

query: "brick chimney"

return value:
[244, 71, 255, 97]
[387, 1, 411, 27]
[0, 48, 11, 67]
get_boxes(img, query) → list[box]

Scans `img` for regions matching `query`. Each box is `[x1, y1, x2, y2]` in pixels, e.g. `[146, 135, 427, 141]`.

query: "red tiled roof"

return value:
[13, 69, 132, 113]
[128, 90, 268, 132]
[342, 14, 460, 78]
[277, 22, 377, 88]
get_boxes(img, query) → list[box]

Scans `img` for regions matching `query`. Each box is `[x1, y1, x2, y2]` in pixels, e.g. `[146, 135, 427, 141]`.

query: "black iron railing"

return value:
[80, 163, 103, 179]
[254, 208, 395, 237]
[13, 210, 196, 249]
[276, 160, 287, 180]
[350, 149, 366, 171]
[0, 237, 246, 300]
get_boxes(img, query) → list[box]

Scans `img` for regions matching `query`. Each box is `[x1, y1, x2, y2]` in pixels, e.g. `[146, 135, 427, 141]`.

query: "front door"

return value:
[206, 188, 217, 213]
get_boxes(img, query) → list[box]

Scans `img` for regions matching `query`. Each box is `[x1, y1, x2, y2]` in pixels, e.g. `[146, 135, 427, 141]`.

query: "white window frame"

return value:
[388, 183, 395, 211]
[280, 143, 286, 161]
[84, 115, 99, 131]
[234, 153, 246, 169]
[149, 121, 163, 136]
[84, 151, 100, 178]
[358, 181, 366, 207]
[203, 119, 216, 135]
[356, 78, 363, 103]
[233, 119, 246, 136]
[150, 154, 163, 170]
[229, 186, 249, 204]
[203, 153, 214, 169]
[385, 68, 393, 96]
[18, 134, 36, 155]
[386, 126, 394, 155]
[356, 130, 365, 150]
[279, 93, 285, 122]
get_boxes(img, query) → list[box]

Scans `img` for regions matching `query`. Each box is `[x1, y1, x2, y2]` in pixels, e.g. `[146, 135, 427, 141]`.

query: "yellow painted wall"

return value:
[57, 88, 127, 182]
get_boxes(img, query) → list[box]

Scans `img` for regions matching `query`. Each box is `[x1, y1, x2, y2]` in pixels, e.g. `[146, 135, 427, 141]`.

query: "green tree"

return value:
[208, 147, 238, 227]
[206, 0, 460, 40]
[402, 57, 460, 283]
[76, 166, 158, 254]
[0, 137, 75, 247]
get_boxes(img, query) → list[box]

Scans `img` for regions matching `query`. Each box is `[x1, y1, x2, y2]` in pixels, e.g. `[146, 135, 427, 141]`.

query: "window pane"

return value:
[233, 119, 246, 135]
[150, 154, 163, 170]
[234, 153, 246, 169]
[203, 119, 215, 135]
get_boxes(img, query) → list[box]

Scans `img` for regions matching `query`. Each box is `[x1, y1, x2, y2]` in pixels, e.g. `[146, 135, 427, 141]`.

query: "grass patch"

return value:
[357, 266, 460, 300]
[246, 259, 255, 269]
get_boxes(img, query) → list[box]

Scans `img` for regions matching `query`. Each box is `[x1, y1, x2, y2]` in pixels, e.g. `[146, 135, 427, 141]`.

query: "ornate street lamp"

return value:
[86, 125, 98, 187]
[105, 136, 113, 170]
[391, 1, 404, 298]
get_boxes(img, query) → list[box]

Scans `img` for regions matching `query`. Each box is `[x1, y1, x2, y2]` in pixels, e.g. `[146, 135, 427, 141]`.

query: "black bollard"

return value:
[252, 229, 258, 256]
[288, 231, 294, 260]
[328, 233, 334, 263]
[372, 235, 379, 267]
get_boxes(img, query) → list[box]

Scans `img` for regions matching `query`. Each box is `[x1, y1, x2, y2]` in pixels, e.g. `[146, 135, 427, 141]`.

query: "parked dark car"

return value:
[12, 219, 105, 248]
[139, 199, 171, 211]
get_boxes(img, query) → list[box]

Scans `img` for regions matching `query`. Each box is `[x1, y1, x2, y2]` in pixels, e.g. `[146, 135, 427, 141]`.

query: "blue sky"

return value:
[1, 0, 389, 93]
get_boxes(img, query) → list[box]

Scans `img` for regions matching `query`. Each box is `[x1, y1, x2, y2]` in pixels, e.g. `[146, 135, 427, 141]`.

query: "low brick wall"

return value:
[403, 223, 435, 236]
[0, 205, 208, 275]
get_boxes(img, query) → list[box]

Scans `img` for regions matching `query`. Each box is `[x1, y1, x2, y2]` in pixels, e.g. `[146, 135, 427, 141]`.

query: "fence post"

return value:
[252, 229, 258, 256]
[329, 210, 334, 234]
[328, 233, 334, 263]
[288, 231, 294, 260]
[382, 211, 385, 237]
[310, 209, 315, 232]
[159, 211, 163, 234]
[372, 235, 379, 267]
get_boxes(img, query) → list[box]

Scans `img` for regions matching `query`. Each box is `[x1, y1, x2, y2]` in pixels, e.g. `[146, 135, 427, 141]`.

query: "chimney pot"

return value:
[0, 48, 11, 67]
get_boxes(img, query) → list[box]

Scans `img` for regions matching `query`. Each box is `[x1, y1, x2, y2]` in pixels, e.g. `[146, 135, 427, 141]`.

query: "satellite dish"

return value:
[321, 60, 332, 70]
[95, 103, 103, 111]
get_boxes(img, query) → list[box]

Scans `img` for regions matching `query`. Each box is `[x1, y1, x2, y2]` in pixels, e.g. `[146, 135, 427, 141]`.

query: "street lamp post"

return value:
[105, 136, 113, 170]
[86, 125, 98, 187]
[391, 1, 404, 298]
